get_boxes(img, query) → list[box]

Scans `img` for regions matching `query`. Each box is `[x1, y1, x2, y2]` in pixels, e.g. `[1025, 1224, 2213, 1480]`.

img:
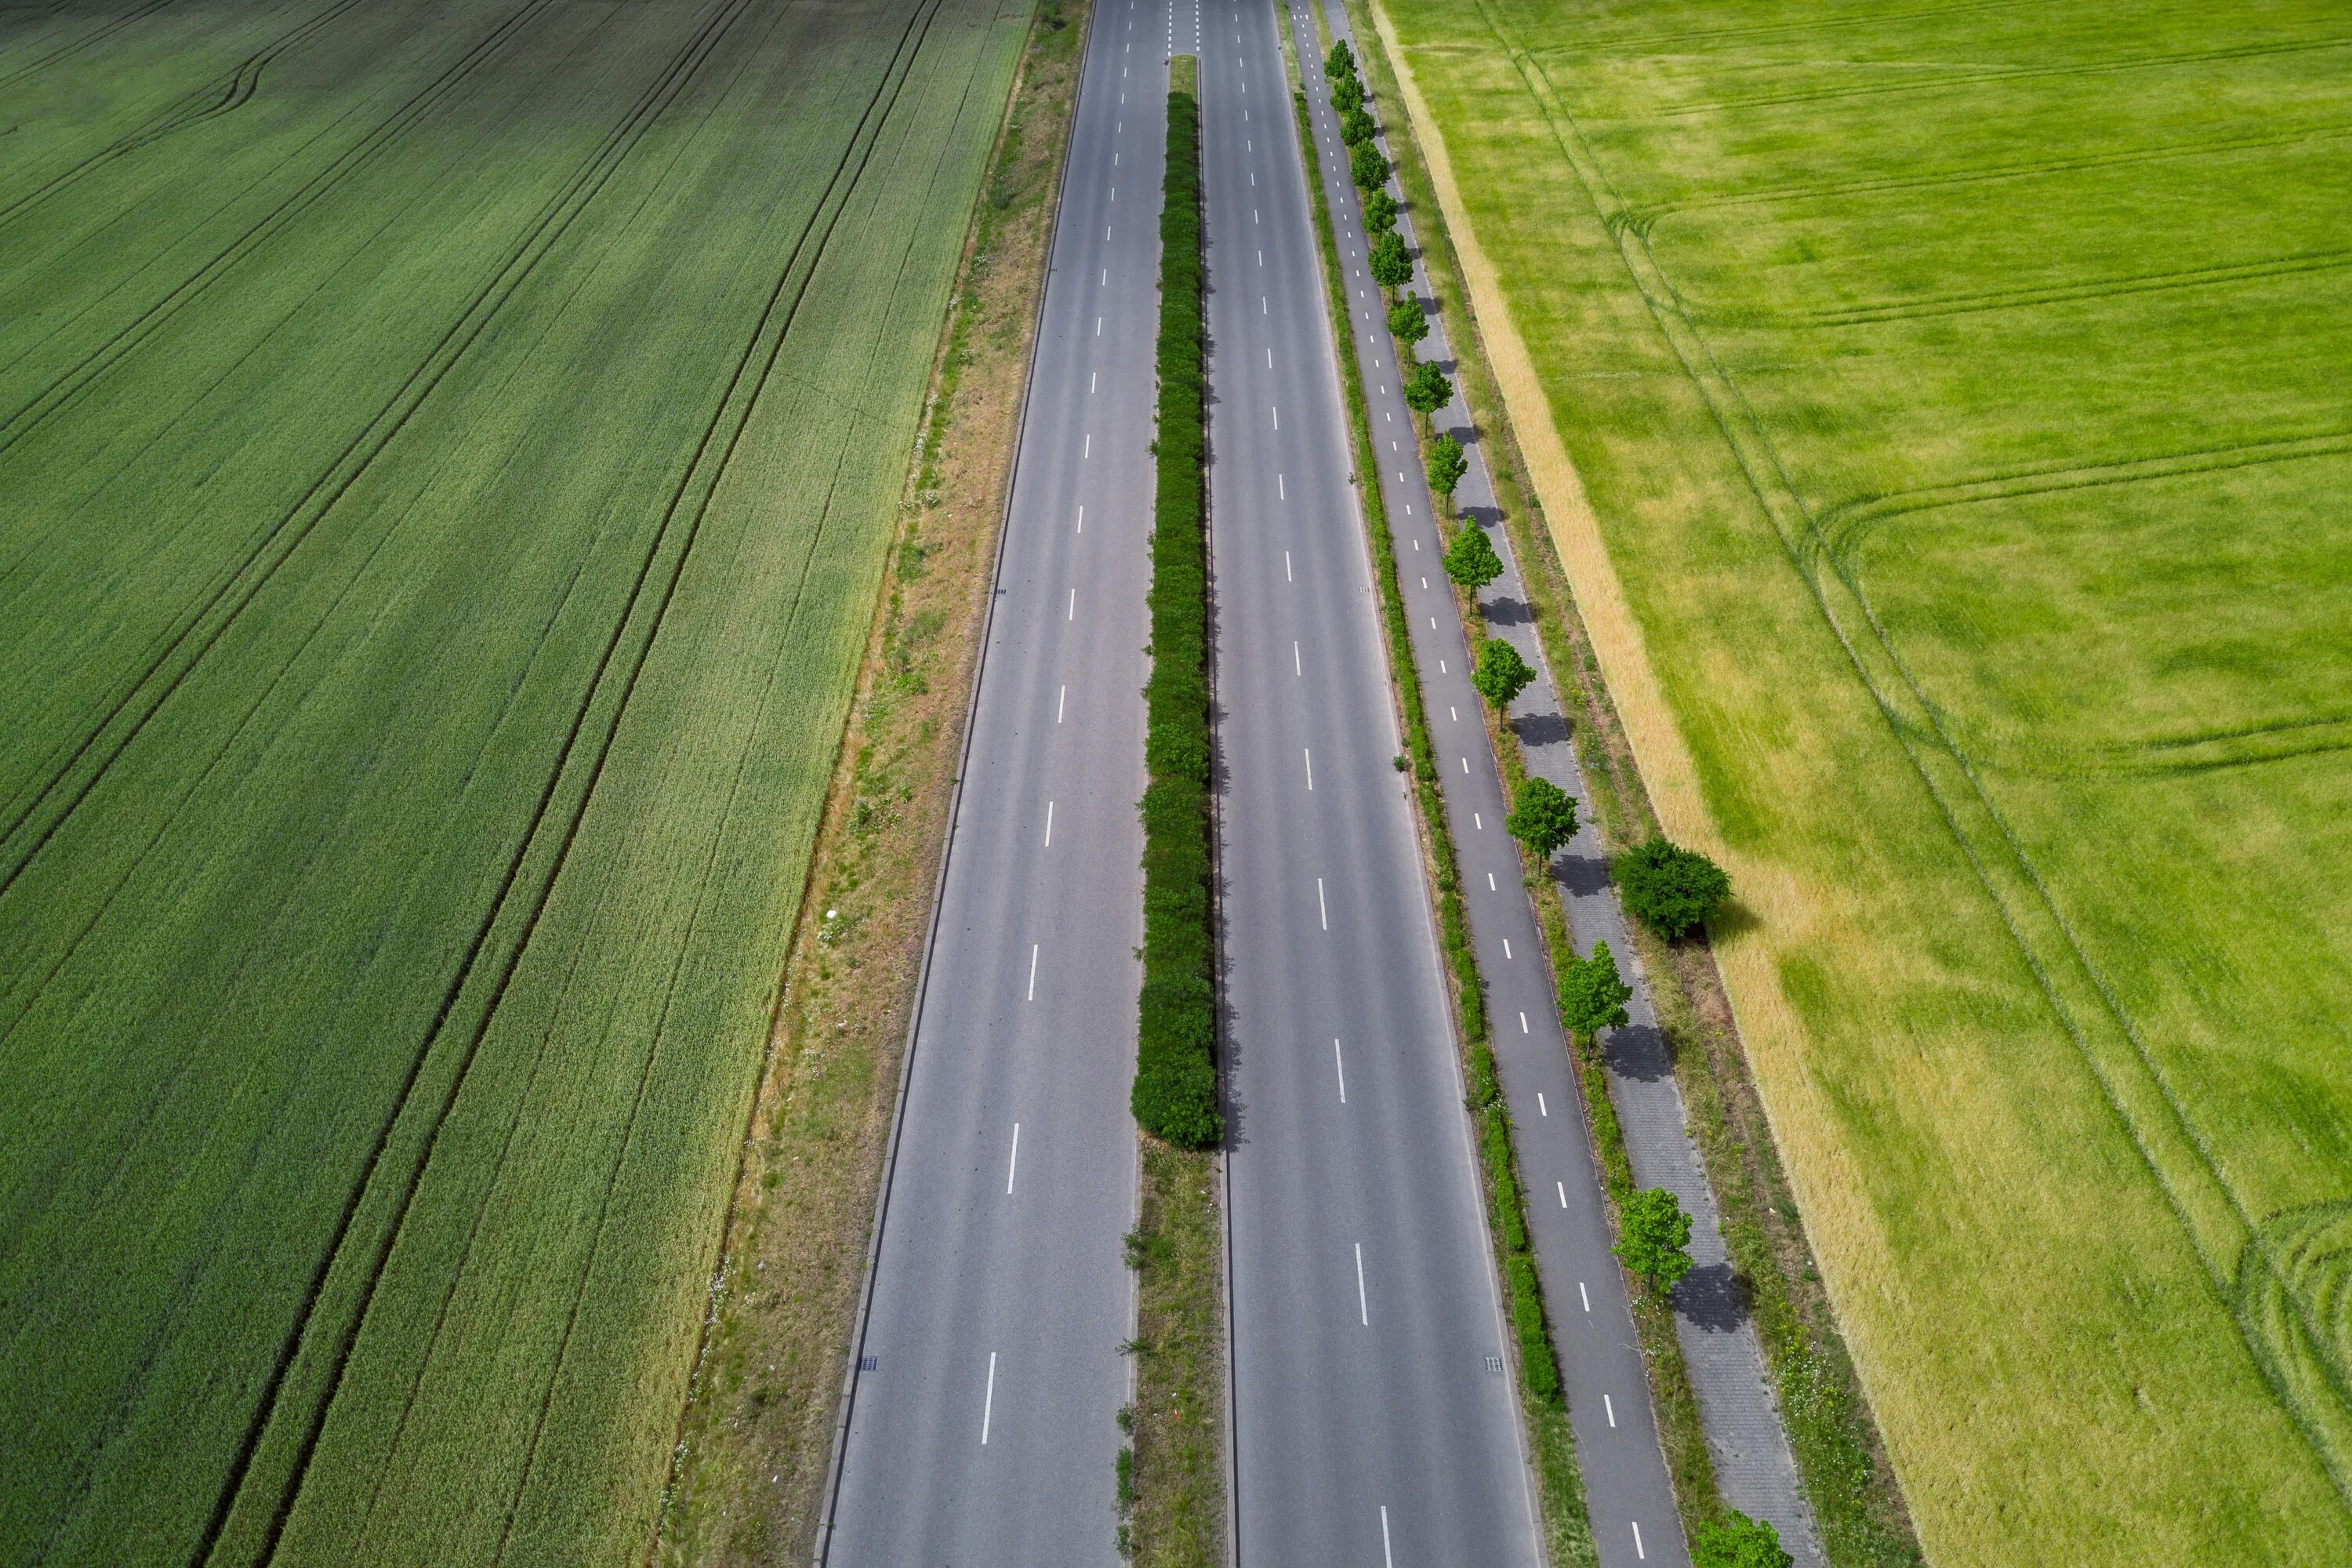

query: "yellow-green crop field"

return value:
[0, 0, 1029, 1561]
[1374, 0, 2352, 1562]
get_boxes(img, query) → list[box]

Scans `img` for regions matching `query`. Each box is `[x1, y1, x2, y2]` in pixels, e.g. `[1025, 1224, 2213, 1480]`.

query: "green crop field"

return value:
[0, 0, 1029, 1562]
[1372, 0, 2352, 1562]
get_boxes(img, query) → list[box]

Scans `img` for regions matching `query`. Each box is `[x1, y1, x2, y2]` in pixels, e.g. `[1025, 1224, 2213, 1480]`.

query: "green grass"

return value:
[1374, 0, 2352, 1563]
[0, 1, 1033, 1562]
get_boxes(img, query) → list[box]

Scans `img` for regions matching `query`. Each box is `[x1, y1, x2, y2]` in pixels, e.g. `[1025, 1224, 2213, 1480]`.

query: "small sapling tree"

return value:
[1403, 358, 1454, 414]
[1386, 295, 1429, 345]
[1368, 231, 1413, 288]
[1505, 775, 1578, 862]
[1615, 1186, 1693, 1294]
[1443, 521, 1503, 590]
[1557, 938, 1631, 1047]
[1341, 106, 1376, 145]
[1362, 188, 1399, 233]
[1426, 434, 1468, 502]
[1350, 139, 1388, 191]
[1617, 836, 1731, 938]
[1472, 636, 1534, 710]
[1692, 1512, 1795, 1568]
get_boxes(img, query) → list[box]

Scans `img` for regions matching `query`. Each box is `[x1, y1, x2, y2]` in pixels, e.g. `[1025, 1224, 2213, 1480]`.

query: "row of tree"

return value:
[1332, 34, 1788, 1568]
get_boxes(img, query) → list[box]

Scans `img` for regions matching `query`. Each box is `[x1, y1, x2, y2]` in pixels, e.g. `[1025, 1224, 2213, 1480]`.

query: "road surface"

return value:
[819, 2, 1176, 1559]
[1290, 0, 1699, 1560]
[1203, 2, 1542, 1563]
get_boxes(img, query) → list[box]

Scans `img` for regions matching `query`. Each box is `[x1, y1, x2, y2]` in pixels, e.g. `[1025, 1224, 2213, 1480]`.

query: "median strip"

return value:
[1124, 54, 1226, 1568]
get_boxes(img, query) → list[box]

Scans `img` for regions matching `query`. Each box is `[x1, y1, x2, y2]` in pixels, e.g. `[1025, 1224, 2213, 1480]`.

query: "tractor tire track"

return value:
[0, 0, 178, 91]
[488, 9, 982, 1552]
[0, 0, 373, 234]
[1665, 32, 2352, 118]
[0, 0, 564, 459]
[1486, 5, 2352, 1508]
[1629, 120, 2352, 224]
[0, 0, 748, 1350]
[0, 0, 742, 904]
[191, 5, 940, 1560]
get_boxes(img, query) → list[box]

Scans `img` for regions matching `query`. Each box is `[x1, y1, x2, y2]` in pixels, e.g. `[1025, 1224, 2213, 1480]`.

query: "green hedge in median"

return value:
[1133, 76, 1220, 1149]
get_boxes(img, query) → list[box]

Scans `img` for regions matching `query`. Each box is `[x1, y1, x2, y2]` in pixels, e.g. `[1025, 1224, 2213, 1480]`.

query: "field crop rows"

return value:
[0, 0, 1031, 1563]
[1372, 0, 2352, 1563]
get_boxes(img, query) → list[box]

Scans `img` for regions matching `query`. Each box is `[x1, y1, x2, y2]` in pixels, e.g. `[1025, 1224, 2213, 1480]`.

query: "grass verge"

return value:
[1123, 53, 1227, 1568]
[1281, 27, 1592, 1566]
[648, 5, 1091, 1559]
[1344, 0, 1922, 1559]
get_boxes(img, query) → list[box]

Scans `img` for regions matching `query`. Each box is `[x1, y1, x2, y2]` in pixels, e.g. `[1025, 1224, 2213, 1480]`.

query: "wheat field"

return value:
[0, 0, 1029, 1562]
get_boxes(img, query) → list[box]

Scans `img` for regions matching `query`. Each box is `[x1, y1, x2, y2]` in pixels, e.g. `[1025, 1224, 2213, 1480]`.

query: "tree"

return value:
[1616, 836, 1730, 938]
[1425, 434, 1468, 501]
[1443, 521, 1502, 590]
[1403, 358, 1453, 414]
[1362, 188, 1399, 234]
[1472, 636, 1534, 710]
[1557, 938, 1631, 1047]
[1386, 295, 1429, 344]
[1341, 106, 1377, 145]
[1692, 1512, 1794, 1568]
[1331, 72, 1364, 112]
[1349, 139, 1388, 191]
[1325, 37, 1354, 77]
[1506, 775, 1578, 862]
[1368, 231, 1413, 288]
[1615, 1186, 1693, 1294]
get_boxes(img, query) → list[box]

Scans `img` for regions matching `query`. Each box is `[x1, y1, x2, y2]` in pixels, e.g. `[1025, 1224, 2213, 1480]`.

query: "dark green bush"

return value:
[1132, 85, 1219, 1149]
[1616, 836, 1731, 938]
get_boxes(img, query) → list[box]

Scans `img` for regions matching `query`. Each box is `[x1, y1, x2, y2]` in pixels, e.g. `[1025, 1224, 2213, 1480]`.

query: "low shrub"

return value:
[1616, 837, 1731, 939]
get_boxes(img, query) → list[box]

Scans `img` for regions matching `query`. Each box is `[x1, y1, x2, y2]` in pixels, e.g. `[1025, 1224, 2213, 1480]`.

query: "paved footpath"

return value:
[1309, 0, 1828, 1559]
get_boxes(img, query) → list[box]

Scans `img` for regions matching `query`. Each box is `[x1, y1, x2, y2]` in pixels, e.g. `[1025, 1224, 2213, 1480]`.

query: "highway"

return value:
[818, 2, 1177, 1559]
[1200, 2, 1543, 1563]
[1290, 0, 1693, 1560]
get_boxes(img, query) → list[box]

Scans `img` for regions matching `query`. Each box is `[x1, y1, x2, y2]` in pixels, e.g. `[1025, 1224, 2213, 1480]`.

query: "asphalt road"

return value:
[818, 3, 1174, 1559]
[1202, 2, 1543, 1563]
[1289, 0, 1696, 1562]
